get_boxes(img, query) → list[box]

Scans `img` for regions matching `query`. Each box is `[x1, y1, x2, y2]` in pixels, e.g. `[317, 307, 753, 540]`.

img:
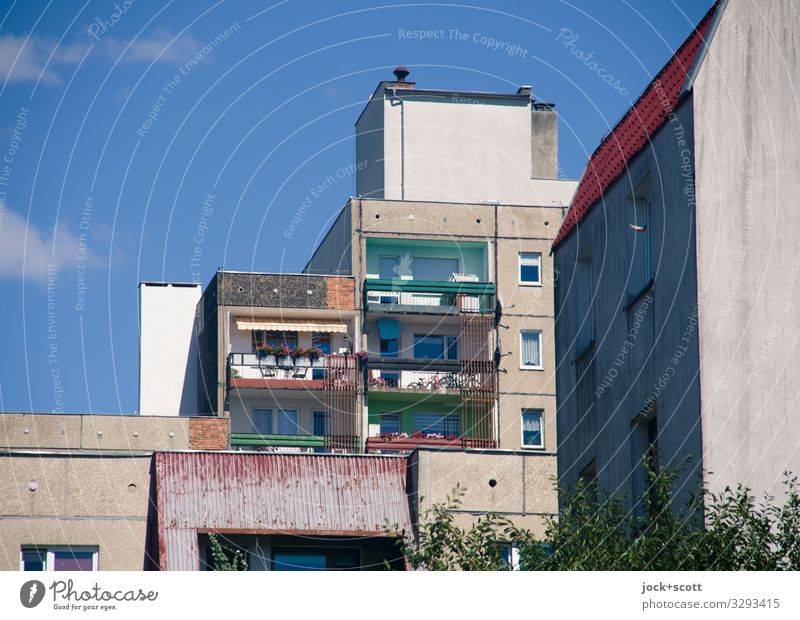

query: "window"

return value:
[579, 459, 598, 503]
[446, 335, 459, 361]
[576, 244, 594, 353]
[413, 413, 461, 436]
[253, 408, 272, 435]
[380, 414, 401, 434]
[378, 319, 399, 358]
[253, 330, 298, 351]
[311, 333, 331, 380]
[413, 334, 444, 359]
[521, 409, 544, 449]
[519, 252, 542, 285]
[631, 405, 658, 515]
[21, 549, 45, 571]
[313, 411, 329, 436]
[21, 547, 97, 571]
[379, 256, 400, 280]
[520, 331, 543, 369]
[311, 333, 331, 354]
[271, 548, 359, 571]
[276, 410, 299, 435]
[411, 257, 459, 281]
[380, 338, 398, 358]
[627, 175, 653, 298]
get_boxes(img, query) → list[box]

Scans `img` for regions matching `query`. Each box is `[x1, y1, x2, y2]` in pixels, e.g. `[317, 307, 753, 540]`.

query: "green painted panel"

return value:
[230, 433, 325, 447]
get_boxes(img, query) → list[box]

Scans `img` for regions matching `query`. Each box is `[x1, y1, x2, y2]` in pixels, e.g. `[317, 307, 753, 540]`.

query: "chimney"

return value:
[531, 101, 558, 179]
[388, 65, 415, 89]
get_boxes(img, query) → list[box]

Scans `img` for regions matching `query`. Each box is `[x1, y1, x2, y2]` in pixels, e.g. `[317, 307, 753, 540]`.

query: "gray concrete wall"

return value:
[693, 0, 800, 497]
[355, 97, 384, 200]
[0, 454, 152, 571]
[304, 202, 354, 276]
[1, 413, 192, 451]
[409, 448, 557, 538]
[554, 95, 702, 507]
[530, 107, 558, 179]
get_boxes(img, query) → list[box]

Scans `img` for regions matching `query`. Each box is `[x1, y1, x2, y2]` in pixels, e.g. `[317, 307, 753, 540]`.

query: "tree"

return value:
[387, 460, 800, 571]
[388, 484, 519, 570]
[207, 533, 249, 571]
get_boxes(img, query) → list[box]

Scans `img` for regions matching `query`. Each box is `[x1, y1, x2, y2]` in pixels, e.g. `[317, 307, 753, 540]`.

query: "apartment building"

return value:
[552, 0, 800, 508]
[192, 271, 362, 452]
[1, 69, 578, 571]
[305, 68, 577, 531]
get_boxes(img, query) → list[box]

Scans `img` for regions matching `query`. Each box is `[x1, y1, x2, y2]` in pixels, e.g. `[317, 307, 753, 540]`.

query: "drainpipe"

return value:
[389, 88, 405, 200]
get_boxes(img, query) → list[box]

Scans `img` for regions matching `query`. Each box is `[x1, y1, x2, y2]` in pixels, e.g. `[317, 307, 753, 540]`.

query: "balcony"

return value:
[366, 358, 490, 399]
[231, 433, 325, 453]
[227, 352, 325, 390]
[365, 435, 494, 453]
[364, 280, 495, 315]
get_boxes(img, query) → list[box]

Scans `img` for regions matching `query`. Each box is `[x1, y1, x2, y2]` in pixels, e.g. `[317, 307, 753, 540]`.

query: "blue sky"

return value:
[0, 0, 713, 414]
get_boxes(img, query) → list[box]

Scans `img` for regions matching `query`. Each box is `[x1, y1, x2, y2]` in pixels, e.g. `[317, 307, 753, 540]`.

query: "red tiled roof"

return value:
[552, 3, 720, 249]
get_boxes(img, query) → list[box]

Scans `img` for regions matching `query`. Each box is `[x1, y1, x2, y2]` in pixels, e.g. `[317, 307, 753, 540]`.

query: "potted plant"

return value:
[273, 344, 292, 366]
[293, 347, 311, 367]
[256, 345, 276, 366]
[306, 346, 324, 367]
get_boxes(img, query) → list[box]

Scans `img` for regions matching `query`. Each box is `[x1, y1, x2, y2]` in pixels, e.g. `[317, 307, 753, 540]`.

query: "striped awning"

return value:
[235, 318, 347, 333]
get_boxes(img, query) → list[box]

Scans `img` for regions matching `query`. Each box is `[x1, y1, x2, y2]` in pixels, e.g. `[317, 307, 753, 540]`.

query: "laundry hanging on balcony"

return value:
[235, 318, 347, 333]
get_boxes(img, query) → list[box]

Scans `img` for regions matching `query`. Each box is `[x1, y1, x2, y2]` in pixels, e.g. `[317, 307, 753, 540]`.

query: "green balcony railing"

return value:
[230, 433, 325, 449]
[364, 279, 495, 314]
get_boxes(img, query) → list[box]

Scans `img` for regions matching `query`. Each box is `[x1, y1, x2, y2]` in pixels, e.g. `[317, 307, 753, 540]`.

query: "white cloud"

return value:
[0, 208, 102, 282]
[108, 29, 202, 64]
[0, 30, 202, 85]
[0, 34, 87, 84]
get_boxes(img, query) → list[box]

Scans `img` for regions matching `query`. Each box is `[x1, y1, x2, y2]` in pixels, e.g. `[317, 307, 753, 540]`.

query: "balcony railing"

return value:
[364, 280, 495, 314]
[366, 358, 487, 395]
[228, 352, 326, 387]
[231, 433, 325, 453]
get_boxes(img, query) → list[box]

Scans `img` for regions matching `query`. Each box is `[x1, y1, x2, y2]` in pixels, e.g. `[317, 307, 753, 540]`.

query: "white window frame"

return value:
[518, 252, 542, 286]
[520, 409, 545, 450]
[519, 330, 543, 370]
[20, 546, 99, 571]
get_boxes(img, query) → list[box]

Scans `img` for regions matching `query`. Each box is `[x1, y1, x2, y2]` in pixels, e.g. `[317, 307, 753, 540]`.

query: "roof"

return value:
[552, 2, 720, 249]
[153, 451, 412, 570]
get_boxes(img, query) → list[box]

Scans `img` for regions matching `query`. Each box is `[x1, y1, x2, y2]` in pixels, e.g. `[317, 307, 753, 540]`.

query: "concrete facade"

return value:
[306, 71, 578, 530]
[0, 413, 227, 571]
[553, 0, 800, 506]
[138, 282, 201, 416]
[355, 73, 562, 205]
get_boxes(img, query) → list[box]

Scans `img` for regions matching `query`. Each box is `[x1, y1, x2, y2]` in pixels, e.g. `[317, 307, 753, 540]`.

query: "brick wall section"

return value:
[188, 417, 229, 450]
[325, 277, 355, 310]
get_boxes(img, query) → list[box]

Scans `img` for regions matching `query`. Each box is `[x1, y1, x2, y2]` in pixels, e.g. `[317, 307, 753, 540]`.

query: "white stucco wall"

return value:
[138, 283, 201, 416]
[693, 0, 800, 496]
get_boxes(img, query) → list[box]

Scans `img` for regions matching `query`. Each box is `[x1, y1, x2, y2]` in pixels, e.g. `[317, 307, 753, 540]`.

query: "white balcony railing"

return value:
[368, 368, 483, 392]
[228, 353, 325, 382]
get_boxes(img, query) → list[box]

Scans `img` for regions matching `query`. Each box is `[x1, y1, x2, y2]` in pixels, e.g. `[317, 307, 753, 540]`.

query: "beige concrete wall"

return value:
[693, 0, 800, 497]
[358, 198, 497, 240]
[1, 413, 192, 451]
[0, 455, 152, 571]
[411, 449, 557, 538]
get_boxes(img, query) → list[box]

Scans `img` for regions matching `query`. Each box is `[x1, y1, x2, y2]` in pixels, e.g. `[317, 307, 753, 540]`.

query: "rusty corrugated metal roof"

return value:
[154, 451, 411, 570]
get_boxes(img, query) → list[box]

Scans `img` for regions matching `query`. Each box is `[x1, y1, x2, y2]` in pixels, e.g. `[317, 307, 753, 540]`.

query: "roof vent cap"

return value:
[393, 65, 410, 82]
